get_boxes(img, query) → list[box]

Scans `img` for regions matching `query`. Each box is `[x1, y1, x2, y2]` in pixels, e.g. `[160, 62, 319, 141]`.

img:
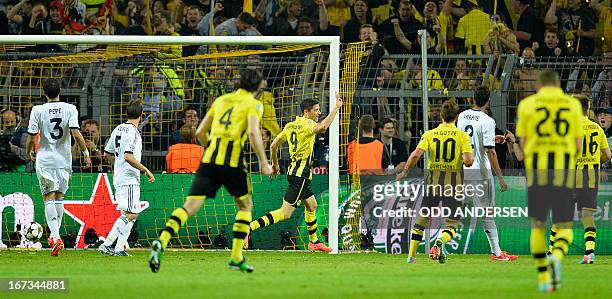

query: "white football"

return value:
[24, 222, 44, 242]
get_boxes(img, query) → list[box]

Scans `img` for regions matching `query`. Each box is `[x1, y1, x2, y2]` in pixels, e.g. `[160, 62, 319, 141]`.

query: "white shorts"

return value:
[36, 167, 71, 196]
[464, 177, 496, 208]
[115, 184, 141, 213]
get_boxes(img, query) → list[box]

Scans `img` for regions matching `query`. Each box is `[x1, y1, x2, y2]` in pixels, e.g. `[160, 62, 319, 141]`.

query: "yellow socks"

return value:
[159, 207, 189, 250]
[530, 228, 549, 284]
[231, 210, 252, 262]
[305, 210, 318, 243]
[250, 209, 284, 231]
[408, 223, 425, 258]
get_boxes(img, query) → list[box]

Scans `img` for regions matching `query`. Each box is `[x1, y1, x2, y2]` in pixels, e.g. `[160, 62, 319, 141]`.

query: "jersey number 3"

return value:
[50, 118, 63, 140]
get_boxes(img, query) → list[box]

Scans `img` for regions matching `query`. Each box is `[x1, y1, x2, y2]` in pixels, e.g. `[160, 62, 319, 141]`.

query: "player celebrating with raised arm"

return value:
[457, 86, 517, 262]
[516, 70, 583, 292]
[248, 93, 343, 252]
[397, 100, 473, 264]
[149, 69, 273, 273]
[25, 78, 92, 256]
[99, 99, 155, 256]
[560, 94, 610, 265]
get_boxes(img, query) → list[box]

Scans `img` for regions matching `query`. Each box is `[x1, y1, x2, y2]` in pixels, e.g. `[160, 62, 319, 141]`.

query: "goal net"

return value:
[0, 36, 368, 253]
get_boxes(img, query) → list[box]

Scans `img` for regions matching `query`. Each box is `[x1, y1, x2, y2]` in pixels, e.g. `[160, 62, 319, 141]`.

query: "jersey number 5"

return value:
[50, 118, 63, 140]
[115, 135, 121, 157]
[220, 107, 234, 129]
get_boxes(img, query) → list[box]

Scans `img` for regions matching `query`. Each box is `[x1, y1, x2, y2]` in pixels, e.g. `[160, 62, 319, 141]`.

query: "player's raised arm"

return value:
[313, 91, 343, 134]
[248, 114, 272, 176]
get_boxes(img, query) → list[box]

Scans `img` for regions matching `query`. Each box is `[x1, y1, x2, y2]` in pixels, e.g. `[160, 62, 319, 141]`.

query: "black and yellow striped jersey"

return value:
[516, 87, 584, 188]
[202, 89, 264, 168]
[576, 116, 610, 189]
[417, 123, 472, 188]
[279, 116, 317, 180]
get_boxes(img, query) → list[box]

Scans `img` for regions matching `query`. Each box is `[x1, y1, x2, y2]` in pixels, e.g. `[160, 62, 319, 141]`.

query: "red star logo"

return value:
[64, 174, 120, 248]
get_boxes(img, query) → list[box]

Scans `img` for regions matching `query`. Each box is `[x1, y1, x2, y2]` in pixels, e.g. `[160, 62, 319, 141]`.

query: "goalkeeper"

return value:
[248, 93, 343, 252]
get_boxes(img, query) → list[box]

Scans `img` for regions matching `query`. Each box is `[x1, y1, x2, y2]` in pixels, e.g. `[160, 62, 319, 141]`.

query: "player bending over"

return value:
[26, 78, 91, 256]
[397, 100, 473, 264]
[149, 69, 273, 273]
[457, 86, 518, 261]
[516, 70, 583, 292]
[549, 95, 610, 265]
[99, 99, 155, 256]
[248, 94, 343, 252]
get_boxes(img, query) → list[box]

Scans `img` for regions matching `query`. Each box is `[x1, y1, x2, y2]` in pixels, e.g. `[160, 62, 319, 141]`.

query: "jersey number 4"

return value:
[49, 118, 63, 140]
[220, 107, 234, 129]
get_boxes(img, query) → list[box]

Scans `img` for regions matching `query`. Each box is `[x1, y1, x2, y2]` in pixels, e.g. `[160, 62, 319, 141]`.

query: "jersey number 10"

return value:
[432, 138, 456, 162]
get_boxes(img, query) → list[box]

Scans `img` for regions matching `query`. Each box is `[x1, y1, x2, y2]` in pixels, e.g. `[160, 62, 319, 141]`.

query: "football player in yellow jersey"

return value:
[555, 95, 610, 265]
[397, 100, 474, 264]
[248, 93, 343, 252]
[149, 69, 274, 273]
[516, 70, 583, 292]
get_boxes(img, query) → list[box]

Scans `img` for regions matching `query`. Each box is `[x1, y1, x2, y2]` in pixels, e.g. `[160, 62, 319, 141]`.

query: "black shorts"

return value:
[527, 186, 574, 223]
[421, 195, 464, 221]
[188, 163, 251, 199]
[574, 188, 598, 211]
[283, 175, 314, 208]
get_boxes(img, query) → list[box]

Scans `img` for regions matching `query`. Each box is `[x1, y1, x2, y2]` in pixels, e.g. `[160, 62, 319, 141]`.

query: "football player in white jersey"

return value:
[26, 78, 92, 256]
[99, 99, 155, 256]
[457, 86, 517, 261]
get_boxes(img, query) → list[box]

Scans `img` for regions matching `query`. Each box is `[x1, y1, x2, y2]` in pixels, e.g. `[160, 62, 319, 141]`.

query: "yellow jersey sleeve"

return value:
[278, 125, 288, 141]
[305, 120, 316, 135]
[460, 131, 473, 153]
[455, 17, 465, 39]
[248, 101, 264, 119]
[417, 132, 430, 151]
[572, 100, 584, 140]
[206, 99, 217, 117]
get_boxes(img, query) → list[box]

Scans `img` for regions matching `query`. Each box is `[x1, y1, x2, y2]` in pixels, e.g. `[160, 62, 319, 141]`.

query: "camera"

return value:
[82, 130, 93, 140]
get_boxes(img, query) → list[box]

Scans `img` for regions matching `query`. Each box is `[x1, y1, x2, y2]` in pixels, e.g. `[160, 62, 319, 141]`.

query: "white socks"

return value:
[104, 215, 128, 247]
[483, 218, 502, 256]
[115, 220, 135, 252]
[55, 198, 64, 226]
[44, 200, 60, 240]
[103, 214, 135, 252]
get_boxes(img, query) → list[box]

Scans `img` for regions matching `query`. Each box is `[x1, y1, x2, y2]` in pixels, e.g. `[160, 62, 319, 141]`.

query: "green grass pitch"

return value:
[1, 250, 611, 299]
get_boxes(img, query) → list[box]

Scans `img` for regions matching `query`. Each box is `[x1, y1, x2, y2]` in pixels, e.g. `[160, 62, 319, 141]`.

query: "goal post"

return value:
[0, 35, 343, 253]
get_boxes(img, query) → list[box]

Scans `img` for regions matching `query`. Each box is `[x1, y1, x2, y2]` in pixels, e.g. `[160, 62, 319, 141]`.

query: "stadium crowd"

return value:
[1, 0, 610, 56]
